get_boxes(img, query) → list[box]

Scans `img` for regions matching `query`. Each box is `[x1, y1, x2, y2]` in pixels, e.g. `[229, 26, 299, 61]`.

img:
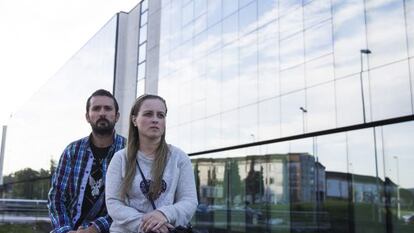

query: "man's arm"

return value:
[48, 147, 74, 233]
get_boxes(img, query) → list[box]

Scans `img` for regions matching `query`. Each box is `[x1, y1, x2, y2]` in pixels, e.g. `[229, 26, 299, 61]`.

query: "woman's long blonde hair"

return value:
[120, 94, 169, 201]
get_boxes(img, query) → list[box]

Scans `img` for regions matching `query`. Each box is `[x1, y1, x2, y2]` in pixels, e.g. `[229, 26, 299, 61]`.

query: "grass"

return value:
[0, 222, 51, 233]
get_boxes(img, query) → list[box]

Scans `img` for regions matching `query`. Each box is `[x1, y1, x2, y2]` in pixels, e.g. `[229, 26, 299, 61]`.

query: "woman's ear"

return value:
[131, 115, 137, 127]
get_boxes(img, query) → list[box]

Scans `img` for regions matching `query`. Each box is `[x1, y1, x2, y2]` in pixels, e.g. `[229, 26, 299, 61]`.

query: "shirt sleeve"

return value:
[91, 215, 111, 233]
[158, 153, 198, 226]
[105, 150, 145, 232]
[48, 146, 74, 233]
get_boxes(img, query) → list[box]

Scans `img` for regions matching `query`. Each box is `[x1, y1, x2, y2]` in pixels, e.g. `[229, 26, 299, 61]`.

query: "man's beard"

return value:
[90, 118, 115, 136]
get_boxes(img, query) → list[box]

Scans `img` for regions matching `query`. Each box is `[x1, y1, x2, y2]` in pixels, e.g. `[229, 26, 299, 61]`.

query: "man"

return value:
[48, 89, 126, 233]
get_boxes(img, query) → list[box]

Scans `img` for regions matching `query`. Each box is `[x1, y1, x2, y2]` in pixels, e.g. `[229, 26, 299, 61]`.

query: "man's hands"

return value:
[68, 225, 99, 233]
[141, 210, 173, 233]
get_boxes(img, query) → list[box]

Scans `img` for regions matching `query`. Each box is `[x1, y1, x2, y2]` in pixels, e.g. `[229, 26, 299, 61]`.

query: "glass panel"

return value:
[239, 0, 255, 8]
[369, 61, 412, 121]
[141, 10, 148, 26]
[335, 75, 364, 127]
[139, 42, 147, 63]
[279, 7, 303, 40]
[280, 33, 304, 70]
[239, 35, 258, 106]
[194, 13, 207, 36]
[222, 11, 238, 45]
[205, 50, 221, 116]
[205, 115, 221, 150]
[137, 78, 145, 97]
[332, 0, 366, 78]
[258, 21, 279, 100]
[221, 109, 239, 147]
[305, 54, 334, 87]
[194, 0, 207, 18]
[239, 105, 258, 144]
[258, 97, 281, 141]
[281, 90, 306, 137]
[207, 0, 222, 27]
[223, 0, 238, 19]
[280, 65, 305, 95]
[365, 0, 407, 68]
[182, 1, 194, 26]
[316, 132, 352, 232]
[182, 22, 194, 42]
[137, 61, 146, 80]
[305, 21, 333, 62]
[141, 0, 148, 12]
[208, 22, 222, 52]
[347, 128, 386, 233]
[411, 59, 414, 109]
[407, 1, 414, 57]
[190, 118, 205, 152]
[221, 43, 238, 111]
[307, 82, 336, 132]
[178, 122, 192, 152]
[258, 0, 278, 27]
[239, 1, 257, 35]
[304, 0, 332, 29]
[279, 0, 302, 16]
[139, 24, 147, 44]
[382, 121, 414, 233]
[193, 31, 208, 59]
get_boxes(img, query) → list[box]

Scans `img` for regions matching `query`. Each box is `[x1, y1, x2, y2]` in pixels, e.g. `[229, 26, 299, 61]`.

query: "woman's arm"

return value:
[158, 154, 198, 226]
[105, 151, 144, 232]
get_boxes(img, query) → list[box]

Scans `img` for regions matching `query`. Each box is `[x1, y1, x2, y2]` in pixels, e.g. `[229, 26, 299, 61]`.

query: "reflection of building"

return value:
[4, 0, 414, 232]
[193, 153, 326, 206]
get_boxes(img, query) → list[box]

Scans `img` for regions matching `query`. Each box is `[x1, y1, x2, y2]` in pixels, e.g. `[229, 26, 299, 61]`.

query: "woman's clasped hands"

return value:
[141, 210, 174, 233]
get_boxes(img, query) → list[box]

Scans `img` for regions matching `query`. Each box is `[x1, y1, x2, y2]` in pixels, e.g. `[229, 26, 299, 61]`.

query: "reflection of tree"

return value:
[223, 160, 241, 203]
[0, 159, 56, 199]
[244, 159, 264, 204]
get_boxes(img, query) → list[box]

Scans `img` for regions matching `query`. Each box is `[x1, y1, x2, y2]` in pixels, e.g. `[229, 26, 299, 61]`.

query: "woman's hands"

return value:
[141, 210, 173, 233]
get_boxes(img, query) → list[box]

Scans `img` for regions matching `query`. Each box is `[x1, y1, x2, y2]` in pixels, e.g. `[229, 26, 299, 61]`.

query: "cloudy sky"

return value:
[0, 0, 138, 126]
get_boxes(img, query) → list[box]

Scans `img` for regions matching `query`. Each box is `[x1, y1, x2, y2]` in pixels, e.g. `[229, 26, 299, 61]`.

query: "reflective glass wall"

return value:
[3, 15, 118, 177]
[154, 0, 414, 232]
[191, 121, 414, 233]
[157, 0, 414, 152]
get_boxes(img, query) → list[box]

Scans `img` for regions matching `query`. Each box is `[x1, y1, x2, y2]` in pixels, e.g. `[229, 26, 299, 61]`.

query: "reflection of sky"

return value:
[159, 0, 413, 154]
[3, 16, 118, 174]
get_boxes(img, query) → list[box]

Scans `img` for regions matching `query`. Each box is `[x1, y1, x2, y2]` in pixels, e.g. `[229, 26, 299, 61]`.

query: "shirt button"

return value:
[81, 186, 84, 190]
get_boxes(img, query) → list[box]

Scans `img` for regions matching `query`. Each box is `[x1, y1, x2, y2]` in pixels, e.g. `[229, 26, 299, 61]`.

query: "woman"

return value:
[106, 94, 198, 233]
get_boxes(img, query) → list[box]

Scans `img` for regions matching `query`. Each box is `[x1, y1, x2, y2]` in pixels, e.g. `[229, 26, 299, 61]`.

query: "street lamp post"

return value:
[360, 49, 371, 123]
[299, 107, 307, 133]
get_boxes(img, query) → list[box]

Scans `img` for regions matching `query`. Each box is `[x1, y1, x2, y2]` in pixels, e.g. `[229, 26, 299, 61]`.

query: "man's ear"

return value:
[85, 112, 91, 123]
[115, 112, 120, 122]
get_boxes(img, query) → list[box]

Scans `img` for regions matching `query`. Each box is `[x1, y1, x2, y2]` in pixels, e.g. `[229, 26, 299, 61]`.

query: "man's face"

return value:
[86, 96, 119, 135]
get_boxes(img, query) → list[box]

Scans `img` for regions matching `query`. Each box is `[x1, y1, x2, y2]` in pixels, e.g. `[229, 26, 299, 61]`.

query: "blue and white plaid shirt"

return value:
[48, 133, 126, 233]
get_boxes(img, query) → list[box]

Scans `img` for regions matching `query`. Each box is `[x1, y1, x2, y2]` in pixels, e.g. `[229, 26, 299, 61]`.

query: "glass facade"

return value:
[3, 15, 118, 175]
[155, 0, 414, 232]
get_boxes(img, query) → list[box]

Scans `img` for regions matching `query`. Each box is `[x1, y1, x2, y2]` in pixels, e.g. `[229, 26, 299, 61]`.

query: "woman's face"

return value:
[133, 98, 167, 141]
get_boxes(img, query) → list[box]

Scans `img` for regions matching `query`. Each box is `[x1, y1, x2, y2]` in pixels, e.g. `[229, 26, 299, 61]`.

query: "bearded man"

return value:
[48, 89, 126, 233]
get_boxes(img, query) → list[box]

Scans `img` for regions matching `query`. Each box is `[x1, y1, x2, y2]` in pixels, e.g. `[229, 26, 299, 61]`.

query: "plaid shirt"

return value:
[48, 133, 126, 233]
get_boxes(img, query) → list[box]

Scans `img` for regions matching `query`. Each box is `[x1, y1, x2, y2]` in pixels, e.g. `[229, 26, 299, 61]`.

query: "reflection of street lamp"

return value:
[299, 107, 307, 133]
[360, 49, 371, 123]
[393, 155, 401, 219]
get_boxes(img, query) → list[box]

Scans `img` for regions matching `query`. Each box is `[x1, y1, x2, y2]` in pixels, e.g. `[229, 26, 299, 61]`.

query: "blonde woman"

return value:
[106, 94, 198, 233]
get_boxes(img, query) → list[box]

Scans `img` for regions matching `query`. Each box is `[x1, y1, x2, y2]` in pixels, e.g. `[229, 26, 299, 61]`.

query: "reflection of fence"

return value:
[194, 205, 331, 233]
[0, 198, 49, 223]
[0, 176, 51, 199]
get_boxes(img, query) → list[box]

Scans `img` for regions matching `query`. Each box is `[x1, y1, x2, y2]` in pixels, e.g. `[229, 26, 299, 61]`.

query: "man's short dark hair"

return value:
[86, 89, 119, 113]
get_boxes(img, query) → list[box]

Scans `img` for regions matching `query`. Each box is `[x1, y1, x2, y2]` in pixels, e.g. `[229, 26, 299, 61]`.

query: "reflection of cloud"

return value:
[3, 18, 117, 174]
